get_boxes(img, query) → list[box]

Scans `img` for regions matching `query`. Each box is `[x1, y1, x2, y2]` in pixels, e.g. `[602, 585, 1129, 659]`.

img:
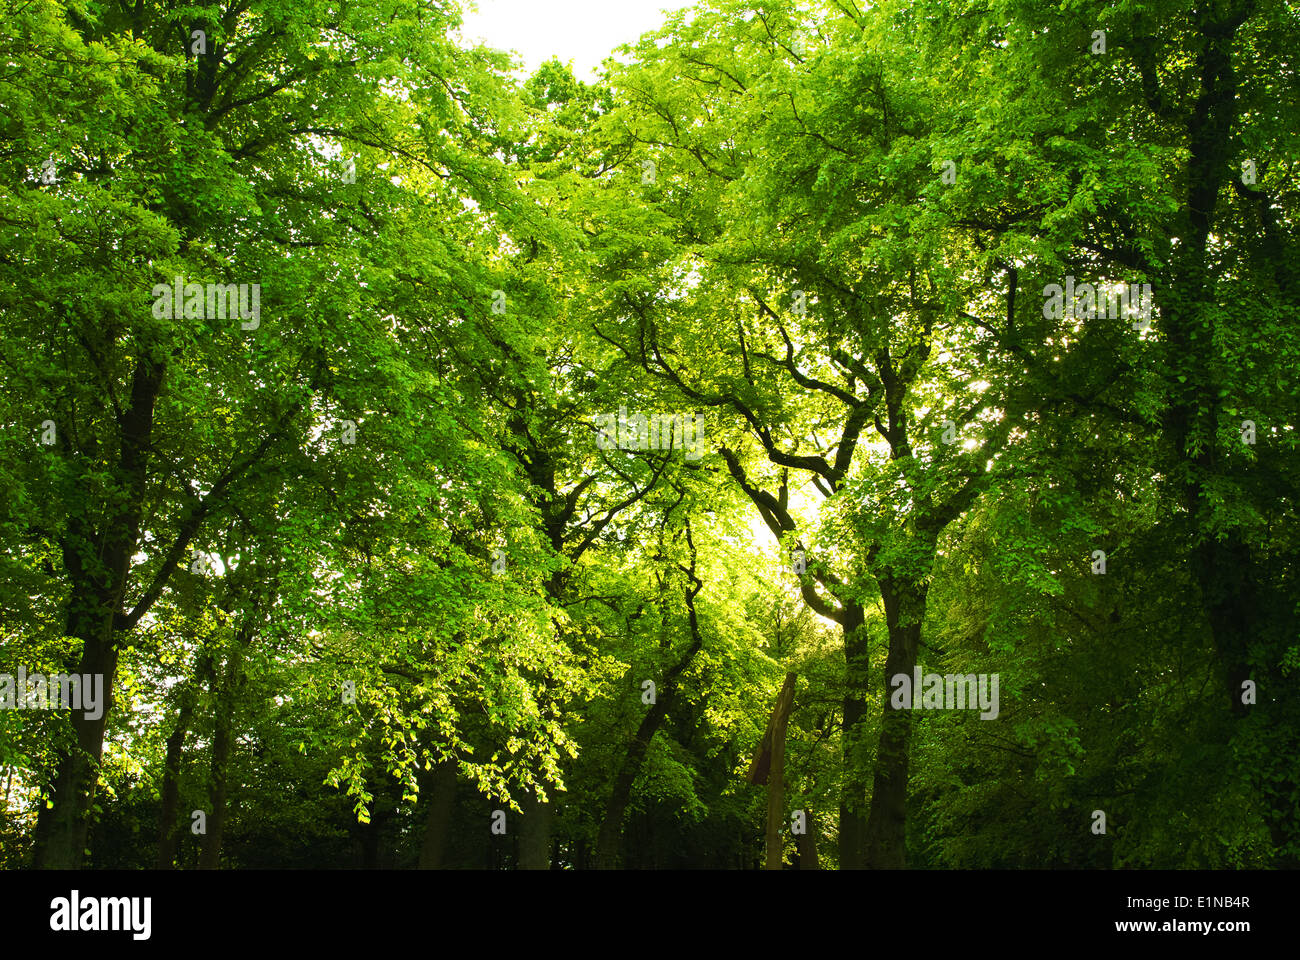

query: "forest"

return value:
[0, 0, 1297, 872]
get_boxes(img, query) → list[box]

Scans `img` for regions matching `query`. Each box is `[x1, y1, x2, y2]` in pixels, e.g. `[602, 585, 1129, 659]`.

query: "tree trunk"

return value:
[360, 808, 388, 869]
[199, 639, 245, 869]
[155, 676, 200, 869]
[1161, 3, 1253, 722]
[33, 614, 120, 869]
[517, 793, 554, 870]
[747, 673, 797, 870]
[765, 675, 795, 870]
[1158, 5, 1298, 865]
[797, 808, 820, 869]
[594, 688, 674, 869]
[594, 571, 704, 869]
[417, 762, 457, 869]
[864, 578, 926, 869]
[34, 353, 165, 869]
[838, 602, 870, 869]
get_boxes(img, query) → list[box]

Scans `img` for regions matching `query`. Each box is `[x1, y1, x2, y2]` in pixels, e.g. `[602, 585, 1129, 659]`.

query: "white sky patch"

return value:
[458, 0, 698, 80]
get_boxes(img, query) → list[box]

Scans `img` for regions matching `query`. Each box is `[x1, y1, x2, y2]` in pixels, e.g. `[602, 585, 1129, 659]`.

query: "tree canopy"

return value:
[1, 0, 1296, 871]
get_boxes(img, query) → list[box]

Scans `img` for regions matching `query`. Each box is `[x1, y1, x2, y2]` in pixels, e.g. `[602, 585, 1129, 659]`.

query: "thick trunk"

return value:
[594, 694, 670, 869]
[1158, 5, 1298, 864]
[360, 810, 388, 869]
[837, 602, 870, 869]
[1197, 535, 1300, 863]
[154, 677, 201, 869]
[1195, 536, 1255, 718]
[199, 641, 244, 869]
[864, 578, 926, 869]
[595, 579, 704, 869]
[517, 793, 554, 870]
[764, 674, 796, 870]
[34, 353, 164, 869]
[1166, 6, 1266, 726]
[1163, 3, 1249, 714]
[797, 809, 820, 869]
[33, 613, 119, 869]
[747, 673, 798, 870]
[417, 762, 457, 869]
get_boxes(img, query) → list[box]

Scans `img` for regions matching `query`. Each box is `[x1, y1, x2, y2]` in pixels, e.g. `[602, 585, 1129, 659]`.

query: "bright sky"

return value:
[458, 0, 698, 80]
